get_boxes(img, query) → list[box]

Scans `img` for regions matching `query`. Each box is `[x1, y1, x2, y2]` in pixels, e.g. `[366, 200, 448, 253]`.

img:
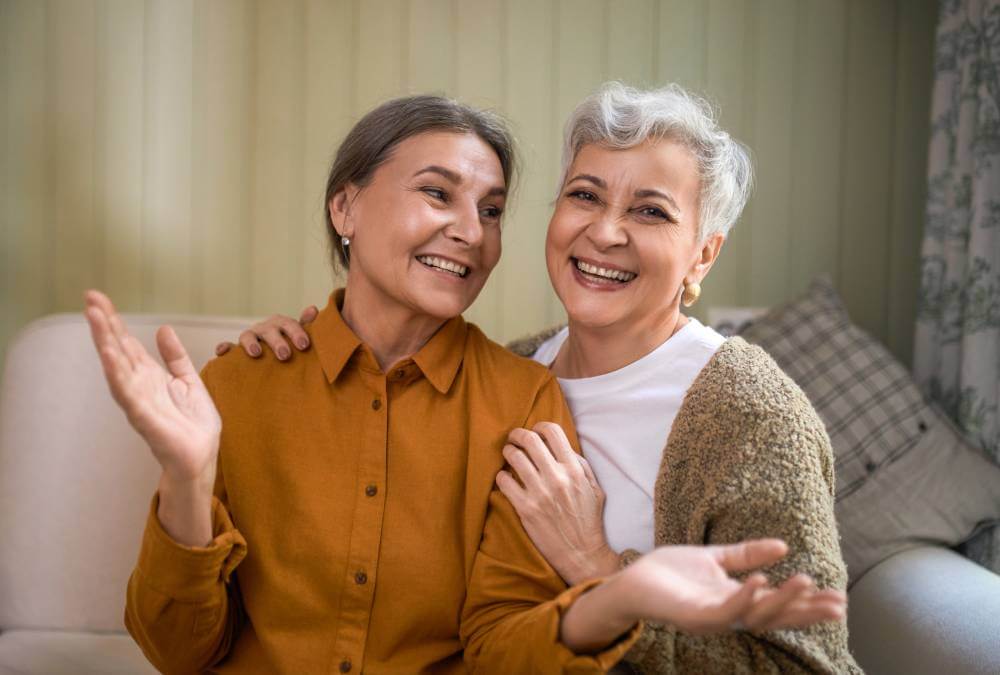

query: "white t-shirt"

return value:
[532, 319, 725, 554]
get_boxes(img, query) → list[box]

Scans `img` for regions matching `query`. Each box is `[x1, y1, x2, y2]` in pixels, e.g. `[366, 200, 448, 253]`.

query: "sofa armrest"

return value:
[847, 545, 1000, 675]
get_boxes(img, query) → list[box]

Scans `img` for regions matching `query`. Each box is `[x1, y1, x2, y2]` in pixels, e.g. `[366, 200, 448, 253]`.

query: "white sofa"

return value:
[0, 313, 252, 674]
[2, 313, 999, 674]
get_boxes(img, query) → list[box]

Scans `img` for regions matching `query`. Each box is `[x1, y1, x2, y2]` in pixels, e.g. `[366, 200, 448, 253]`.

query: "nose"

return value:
[444, 200, 484, 248]
[586, 211, 627, 250]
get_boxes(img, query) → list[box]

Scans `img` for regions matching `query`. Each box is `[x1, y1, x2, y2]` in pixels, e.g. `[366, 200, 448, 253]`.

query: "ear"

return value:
[686, 232, 726, 285]
[328, 184, 361, 238]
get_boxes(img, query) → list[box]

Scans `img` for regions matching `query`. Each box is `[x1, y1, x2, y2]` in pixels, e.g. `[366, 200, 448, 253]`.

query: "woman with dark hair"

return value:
[86, 94, 842, 675]
[229, 84, 859, 674]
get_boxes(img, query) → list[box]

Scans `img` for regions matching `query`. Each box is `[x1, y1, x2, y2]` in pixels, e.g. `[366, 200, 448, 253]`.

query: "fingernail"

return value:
[250, 344, 262, 356]
[277, 347, 290, 360]
[296, 338, 309, 349]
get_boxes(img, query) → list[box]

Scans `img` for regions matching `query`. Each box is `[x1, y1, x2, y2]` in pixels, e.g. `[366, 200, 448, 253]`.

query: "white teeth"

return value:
[417, 255, 468, 277]
[575, 259, 636, 282]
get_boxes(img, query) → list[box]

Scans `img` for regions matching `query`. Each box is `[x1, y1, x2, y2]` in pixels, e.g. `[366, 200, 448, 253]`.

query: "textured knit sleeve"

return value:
[123, 360, 249, 675]
[621, 339, 862, 675]
[460, 374, 639, 674]
[504, 325, 566, 358]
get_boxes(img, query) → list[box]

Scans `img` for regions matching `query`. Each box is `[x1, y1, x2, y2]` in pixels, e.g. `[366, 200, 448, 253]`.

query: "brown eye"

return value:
[422, 187, 448, 202]
[635, 205, 674, 223]
[480, 205, 503, 221]
[568, 190, 598, 202]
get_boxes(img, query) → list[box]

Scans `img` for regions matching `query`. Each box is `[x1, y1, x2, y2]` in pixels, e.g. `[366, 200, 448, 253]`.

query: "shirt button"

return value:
[339, 659, 352, 673]
[355, 570, 368, 585]
[365, 484, 378, 497]
[371, 398, 382, 411]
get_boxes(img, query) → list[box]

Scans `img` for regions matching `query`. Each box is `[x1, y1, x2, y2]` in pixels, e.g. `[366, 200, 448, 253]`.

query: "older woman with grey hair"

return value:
[225, 82, 859, 673]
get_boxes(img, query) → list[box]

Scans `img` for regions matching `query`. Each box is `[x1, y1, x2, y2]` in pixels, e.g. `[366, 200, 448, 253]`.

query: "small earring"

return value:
[682, 281, 701, 308]
[340, 235, 351, 261]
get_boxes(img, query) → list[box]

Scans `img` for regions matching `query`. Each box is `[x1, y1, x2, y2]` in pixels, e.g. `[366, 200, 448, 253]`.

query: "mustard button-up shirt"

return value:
[124, 290, 635, 674]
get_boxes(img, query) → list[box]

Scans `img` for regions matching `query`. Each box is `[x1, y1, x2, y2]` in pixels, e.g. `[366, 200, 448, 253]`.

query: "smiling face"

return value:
[546, 139, 722, 331]
[330, 131, 506, 323]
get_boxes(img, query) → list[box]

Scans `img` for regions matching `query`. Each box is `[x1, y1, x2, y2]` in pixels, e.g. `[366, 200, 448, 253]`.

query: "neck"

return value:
[340, 277, 447, 372]
[552, 305, 688, 379]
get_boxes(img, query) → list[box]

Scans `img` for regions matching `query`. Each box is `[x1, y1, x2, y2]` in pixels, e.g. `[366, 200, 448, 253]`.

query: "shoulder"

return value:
[671, 337, 834, 486]
[199, 348, 249, 391]
[463, 324, 569, 425]
[686, 337, 815, 421]
[199, 342, 315, 406]
[503, 324, 566, 359]
[465, 323, 556, 389]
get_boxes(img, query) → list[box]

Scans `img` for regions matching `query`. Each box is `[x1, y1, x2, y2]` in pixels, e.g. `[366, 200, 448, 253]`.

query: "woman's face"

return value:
[546, 139, 716, 330]
[332, 131, 506, 321]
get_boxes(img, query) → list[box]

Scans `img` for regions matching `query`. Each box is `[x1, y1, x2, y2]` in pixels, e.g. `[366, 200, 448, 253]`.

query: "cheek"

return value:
[545, 209, 576, 257]
[482, 230, 503, 270]
[636, 234, 690, 282]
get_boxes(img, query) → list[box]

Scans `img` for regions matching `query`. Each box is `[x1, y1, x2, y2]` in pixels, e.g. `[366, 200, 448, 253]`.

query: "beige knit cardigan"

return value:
[506, 329, 862, 674]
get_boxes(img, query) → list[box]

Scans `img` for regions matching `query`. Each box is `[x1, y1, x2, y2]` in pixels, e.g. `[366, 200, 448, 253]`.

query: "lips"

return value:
[571, 257, 637, 284]
[416, 255, 470, 278]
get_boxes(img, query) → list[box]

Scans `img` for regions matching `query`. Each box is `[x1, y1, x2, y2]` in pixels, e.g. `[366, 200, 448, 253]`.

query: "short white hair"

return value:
[560, 81, 753, 240]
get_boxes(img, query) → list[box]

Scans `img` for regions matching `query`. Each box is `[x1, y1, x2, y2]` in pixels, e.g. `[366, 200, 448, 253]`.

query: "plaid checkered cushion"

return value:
[738, 278, 931, 502]
[738, 279, 1000, 580]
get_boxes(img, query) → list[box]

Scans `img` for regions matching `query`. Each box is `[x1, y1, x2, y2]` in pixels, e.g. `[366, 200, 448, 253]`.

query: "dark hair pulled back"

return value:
[323, 95, 517, 269]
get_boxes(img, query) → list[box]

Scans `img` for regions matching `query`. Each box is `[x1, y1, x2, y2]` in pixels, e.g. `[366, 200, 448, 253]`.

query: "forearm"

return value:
[126, 493, 248, 673]
[156, 470, 215, 547]
[125, 571, 240, 674]
[559, 571, 639, 653]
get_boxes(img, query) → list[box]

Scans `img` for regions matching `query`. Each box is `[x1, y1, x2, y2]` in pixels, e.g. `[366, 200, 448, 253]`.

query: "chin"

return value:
[410, 285, 479, 321]
[559, 291, 625, 329]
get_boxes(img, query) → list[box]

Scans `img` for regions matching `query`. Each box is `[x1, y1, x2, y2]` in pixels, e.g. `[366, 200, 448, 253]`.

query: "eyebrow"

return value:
[413, 165, 507, 198]
[567, 174, 680, 213]
[567, 173, 607, 189]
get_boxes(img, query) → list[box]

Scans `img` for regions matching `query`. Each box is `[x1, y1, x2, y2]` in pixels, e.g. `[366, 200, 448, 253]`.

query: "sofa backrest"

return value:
[0, 313, 255, 632]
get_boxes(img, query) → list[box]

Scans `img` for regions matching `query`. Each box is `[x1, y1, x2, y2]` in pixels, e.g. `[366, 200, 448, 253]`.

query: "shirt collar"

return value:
[312, 289, 468, 394]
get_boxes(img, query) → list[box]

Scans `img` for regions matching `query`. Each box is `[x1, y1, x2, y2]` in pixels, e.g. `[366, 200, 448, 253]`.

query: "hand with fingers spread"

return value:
[215, 306, 319, 360]
[496, 420, 847, 651]
[83, 289, 221, 546]
[560, 539, 847, 652]
[496, 421, 618, 584]
[621, 542, 845, 633]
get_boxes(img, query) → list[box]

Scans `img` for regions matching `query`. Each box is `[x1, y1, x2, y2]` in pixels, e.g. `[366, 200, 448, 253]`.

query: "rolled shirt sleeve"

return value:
[124, 493, 247, 674]
[460, 375, 639, 673]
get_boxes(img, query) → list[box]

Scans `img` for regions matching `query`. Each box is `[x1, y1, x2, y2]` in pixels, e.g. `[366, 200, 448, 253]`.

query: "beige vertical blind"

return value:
[0, 0, 936, 366]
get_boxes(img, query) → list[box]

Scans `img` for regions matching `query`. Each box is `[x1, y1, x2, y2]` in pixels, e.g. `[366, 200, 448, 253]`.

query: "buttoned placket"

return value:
[328, 359, 390, 674]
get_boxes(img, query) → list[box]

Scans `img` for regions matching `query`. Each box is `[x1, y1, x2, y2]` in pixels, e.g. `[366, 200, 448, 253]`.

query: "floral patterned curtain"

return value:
[914, 0, 1000, 570]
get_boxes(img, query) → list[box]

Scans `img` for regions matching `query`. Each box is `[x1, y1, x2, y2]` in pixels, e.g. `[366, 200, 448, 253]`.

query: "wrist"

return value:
[158, 469, 214, 503]
[606, 565, 646, 625]
[560, 573, 640, 653]
[595, 544, 621, 576]
[156, 472, 215, 547]
[561, 544, 620, 585]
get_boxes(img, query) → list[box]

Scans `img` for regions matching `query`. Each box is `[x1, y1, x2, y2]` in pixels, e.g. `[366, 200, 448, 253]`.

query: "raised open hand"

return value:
[84, 290, 221, 489]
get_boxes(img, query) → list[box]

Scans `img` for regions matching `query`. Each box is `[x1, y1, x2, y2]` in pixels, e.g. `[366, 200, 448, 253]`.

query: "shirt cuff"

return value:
[135, 492, 247, 602]
[551, 578, 643, 673]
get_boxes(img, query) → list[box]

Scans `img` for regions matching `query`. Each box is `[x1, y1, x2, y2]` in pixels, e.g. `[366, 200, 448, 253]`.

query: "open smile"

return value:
[570, 256, 637, 288]
[416, 254, 471, 279]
